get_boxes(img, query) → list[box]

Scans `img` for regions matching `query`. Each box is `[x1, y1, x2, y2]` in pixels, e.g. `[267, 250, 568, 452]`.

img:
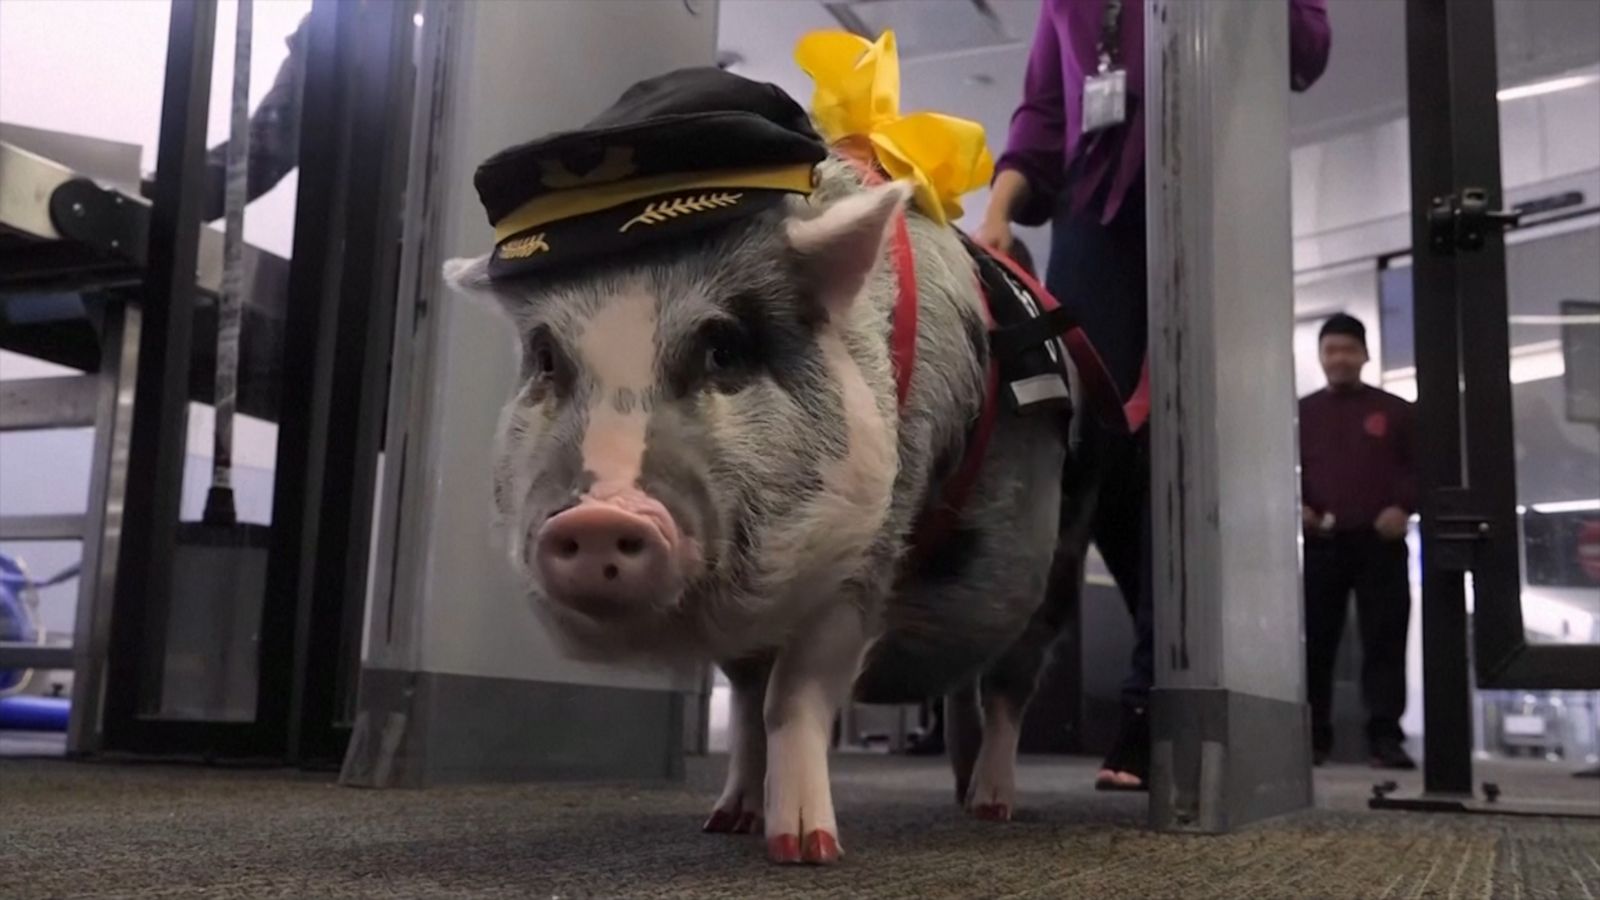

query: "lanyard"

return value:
[1097, 0, 1124, 74]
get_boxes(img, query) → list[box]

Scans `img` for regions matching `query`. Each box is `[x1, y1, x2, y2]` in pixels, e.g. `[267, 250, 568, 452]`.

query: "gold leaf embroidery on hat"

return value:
[499, 232, 551, 259]
[619, 192, 743, 233]
[538, 147, 638, 188]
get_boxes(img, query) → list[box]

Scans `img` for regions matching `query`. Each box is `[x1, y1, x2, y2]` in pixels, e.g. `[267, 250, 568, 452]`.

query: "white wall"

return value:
[1290, 67, 1600, 275]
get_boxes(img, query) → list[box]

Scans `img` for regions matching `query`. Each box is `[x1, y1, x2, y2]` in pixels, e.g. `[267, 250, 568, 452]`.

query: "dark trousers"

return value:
[1047, 180, 1152, 709]
[1304, 532, 1411, 750]
[1084, 423, 1152, 708]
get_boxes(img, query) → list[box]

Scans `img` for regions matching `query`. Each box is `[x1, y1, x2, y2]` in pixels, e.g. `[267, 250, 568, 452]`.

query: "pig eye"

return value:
[532, 344, 556, 378]
[695, 322, 756, 390]
[525, 330, 556, 378]
[523, 328, 565, 397]
[705, 341, 735, 374]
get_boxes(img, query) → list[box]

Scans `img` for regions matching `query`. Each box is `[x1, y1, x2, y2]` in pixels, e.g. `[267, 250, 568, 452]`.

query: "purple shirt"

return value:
[997, 0, 1332, 225]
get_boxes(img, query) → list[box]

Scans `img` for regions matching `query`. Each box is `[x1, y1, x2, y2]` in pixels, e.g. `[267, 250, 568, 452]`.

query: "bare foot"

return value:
[1095, 768, 1144, 789]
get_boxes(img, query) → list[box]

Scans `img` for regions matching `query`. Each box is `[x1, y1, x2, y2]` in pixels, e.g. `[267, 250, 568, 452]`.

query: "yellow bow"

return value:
[795, 30, 995, 227]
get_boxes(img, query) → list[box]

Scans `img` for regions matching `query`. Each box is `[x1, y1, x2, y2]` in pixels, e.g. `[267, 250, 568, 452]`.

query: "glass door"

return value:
[1459, 0, 1600, 687]
[1403, 0, 1600, 796]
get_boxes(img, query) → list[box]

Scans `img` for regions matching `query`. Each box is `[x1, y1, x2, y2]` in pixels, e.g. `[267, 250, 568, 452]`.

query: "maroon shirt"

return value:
[1299, 384, 1418, 532]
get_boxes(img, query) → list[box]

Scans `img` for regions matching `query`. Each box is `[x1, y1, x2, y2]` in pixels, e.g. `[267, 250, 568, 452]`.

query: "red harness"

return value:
[837, 150, 1147, 559]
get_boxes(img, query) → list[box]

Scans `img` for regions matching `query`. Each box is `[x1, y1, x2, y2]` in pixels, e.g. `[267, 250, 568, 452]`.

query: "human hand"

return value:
[1374, 506, 1410, 541]
[974, 215, 1016, 257]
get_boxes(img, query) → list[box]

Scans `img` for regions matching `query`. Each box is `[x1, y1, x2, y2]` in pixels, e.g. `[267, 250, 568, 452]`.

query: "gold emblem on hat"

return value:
[538, 147, 637, 189]
[499, 232, 551, 259]
[619, 192, 743, 233]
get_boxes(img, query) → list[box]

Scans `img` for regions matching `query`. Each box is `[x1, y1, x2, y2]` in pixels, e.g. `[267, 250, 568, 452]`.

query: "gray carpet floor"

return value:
[2, 753, 1597, 899]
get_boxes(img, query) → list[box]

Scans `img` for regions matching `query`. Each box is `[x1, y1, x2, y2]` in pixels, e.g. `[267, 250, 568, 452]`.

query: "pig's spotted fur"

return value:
[446, 151, 1087, 848]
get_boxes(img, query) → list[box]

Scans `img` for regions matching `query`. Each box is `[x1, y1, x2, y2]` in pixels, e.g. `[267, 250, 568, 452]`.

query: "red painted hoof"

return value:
[702, 809, 737, 833]
[973, 803, 1011, 822]
[768, 833, 802, 864]
[802, 829, 842, 864]
[734, 811, 763, 835]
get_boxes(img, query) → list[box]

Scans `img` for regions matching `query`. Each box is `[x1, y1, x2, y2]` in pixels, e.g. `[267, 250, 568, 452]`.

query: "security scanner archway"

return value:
[1, 0, 416, 765]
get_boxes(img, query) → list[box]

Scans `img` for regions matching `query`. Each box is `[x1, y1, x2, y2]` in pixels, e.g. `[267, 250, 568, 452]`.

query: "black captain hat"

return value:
[473, 67, 829, 280]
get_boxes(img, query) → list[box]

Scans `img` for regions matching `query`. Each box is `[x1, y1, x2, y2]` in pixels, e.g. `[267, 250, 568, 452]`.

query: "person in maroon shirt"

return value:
[1300, 313, 1418, 770]
[977, 0, 1332, 791]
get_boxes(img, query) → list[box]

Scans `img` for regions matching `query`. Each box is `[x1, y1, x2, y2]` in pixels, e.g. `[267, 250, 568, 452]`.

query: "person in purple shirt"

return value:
[1300, 313, 1418, 770]
[976, 0, 1331, 791]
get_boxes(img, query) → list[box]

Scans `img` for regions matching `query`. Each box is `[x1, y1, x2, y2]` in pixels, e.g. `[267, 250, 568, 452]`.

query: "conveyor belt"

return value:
[0, 130, 291, 422]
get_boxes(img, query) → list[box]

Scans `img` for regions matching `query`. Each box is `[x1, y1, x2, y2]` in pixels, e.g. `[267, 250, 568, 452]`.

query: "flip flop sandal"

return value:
[1094, 705, 1150, 792]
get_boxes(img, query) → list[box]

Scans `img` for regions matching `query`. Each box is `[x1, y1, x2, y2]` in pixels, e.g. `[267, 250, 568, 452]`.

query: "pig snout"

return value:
[534, 492, 684, 616]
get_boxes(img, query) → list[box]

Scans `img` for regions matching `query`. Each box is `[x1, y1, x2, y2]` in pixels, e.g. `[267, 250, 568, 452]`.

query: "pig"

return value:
[443, 153, 1098, 865]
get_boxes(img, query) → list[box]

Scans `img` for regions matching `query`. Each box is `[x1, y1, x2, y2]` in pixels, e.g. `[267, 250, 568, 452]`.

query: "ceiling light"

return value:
[1510, 313, 1600, 325]
[1530, 498, 1600, 514]
[1382, 339, 1567, 401]
[1497, 73, 1599, 103]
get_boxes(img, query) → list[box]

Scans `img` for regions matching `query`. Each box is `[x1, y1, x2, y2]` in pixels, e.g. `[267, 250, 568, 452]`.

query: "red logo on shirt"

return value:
[1364, 412, 1388, 438]
[1579, 520, 1600, 583]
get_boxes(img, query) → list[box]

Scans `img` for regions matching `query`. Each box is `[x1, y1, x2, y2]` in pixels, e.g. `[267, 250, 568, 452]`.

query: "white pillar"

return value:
[1145, 0, 1312, 830]
[343, 0, 718, 787]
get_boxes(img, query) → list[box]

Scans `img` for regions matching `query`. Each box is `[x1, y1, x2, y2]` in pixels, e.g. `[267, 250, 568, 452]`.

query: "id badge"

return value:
[1082, 67, 1127, 134]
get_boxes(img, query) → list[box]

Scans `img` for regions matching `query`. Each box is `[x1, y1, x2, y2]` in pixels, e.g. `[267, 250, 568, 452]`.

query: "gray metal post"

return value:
[1145, 0, 1312, 832]
[341, 0, 717, 788]
[66, 303, 141, 755]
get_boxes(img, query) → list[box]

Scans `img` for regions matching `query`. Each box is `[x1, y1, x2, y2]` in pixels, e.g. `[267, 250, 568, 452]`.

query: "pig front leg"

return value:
[762, 600, 869, 865]
[704, 656, 769, 835]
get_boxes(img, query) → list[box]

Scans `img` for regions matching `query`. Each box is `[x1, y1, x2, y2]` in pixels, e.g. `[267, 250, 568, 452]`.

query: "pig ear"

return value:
[787, 180, 912, 316]
[441, 254, 518, 316]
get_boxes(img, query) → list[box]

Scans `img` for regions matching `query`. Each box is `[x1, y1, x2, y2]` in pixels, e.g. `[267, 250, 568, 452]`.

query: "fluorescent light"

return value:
[1510, 314, 1600, 325]
[1381, 340, 1567, 401]
[1497, 73, 1600, 103]
[1509, 341, 1567, 384]
[1530, 498, 1600, 514]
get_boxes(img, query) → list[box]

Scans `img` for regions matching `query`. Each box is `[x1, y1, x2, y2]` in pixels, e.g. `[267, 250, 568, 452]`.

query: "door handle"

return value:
[1428, 187, 1522, 254]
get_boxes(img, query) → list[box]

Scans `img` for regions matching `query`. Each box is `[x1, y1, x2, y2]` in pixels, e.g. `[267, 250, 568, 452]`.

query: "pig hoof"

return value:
[767, 833, 803, 864]
[702, 809, 738, 833]
[801, 829, 842, 864]
[734, 812, 764, 835]
[972, 803, 1011, 822]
